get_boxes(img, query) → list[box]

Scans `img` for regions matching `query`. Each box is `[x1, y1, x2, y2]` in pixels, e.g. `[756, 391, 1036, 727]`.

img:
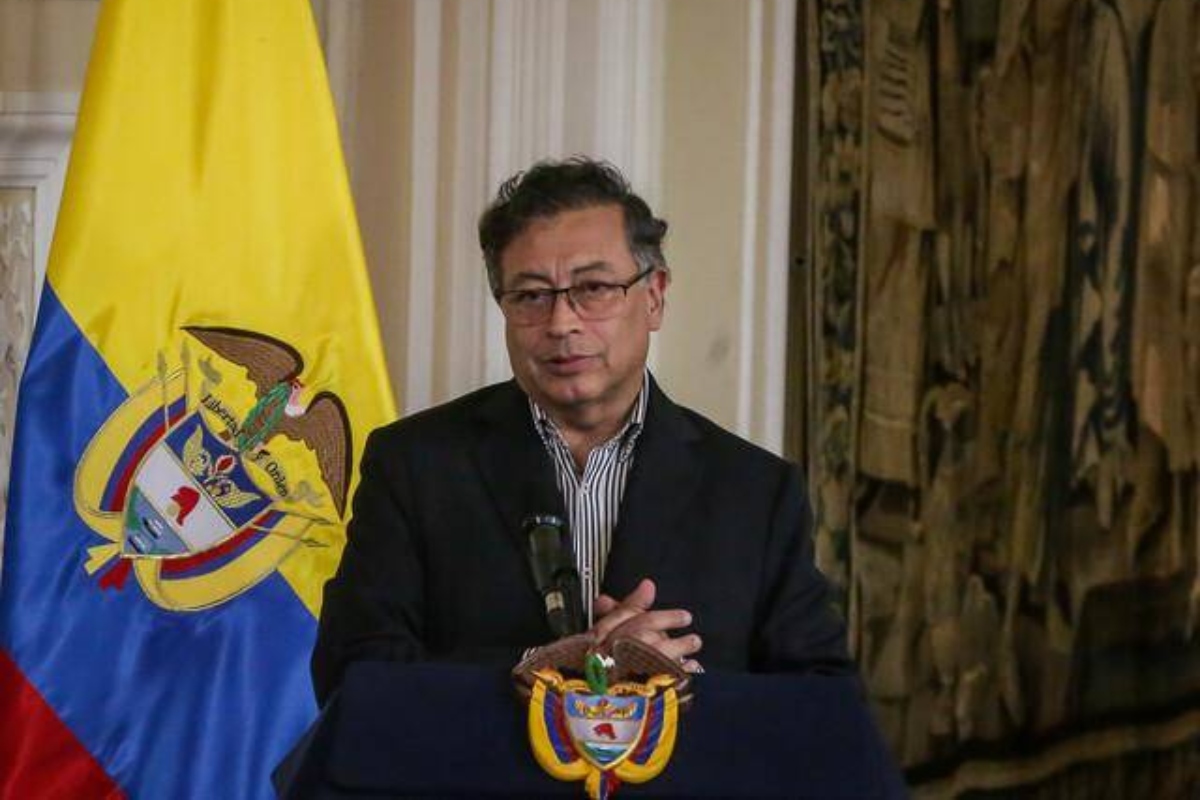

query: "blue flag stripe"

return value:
[1, 286, 316, 799]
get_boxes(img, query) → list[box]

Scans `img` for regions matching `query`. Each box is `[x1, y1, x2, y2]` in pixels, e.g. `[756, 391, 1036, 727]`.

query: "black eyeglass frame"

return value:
[493, 265, 659, 325]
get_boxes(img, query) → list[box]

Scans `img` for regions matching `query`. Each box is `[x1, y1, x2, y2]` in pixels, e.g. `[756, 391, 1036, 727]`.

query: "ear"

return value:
[648, 268, 667, 309]
[647, 268, 670, 328]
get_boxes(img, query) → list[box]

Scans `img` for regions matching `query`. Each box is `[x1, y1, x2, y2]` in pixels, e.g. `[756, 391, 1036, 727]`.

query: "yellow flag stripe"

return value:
[49, 0, 396, 615]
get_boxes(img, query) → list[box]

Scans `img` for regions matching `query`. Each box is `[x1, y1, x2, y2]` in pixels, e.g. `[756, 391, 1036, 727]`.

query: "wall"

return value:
[2, 0, 796, 447]
[658, 4, 750, 431]
[0, 0, 97, 91]
[314, 0, 798, 447]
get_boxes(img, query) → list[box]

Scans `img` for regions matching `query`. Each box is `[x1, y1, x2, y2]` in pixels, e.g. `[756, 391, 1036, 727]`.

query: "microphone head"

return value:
[523, 513, 567, 534]
[522, 513, 584, 637]
[523, 514, 569, 590]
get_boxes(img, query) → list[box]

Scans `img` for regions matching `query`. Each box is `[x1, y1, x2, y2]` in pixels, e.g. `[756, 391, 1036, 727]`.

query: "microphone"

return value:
[523, 514, 584, 638]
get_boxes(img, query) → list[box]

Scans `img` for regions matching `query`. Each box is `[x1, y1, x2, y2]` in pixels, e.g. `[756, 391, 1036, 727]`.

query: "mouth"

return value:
[542, 354, 596, 375]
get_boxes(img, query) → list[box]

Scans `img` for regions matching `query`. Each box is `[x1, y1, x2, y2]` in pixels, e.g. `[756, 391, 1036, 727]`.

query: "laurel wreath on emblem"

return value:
[73, 326, 354, 611]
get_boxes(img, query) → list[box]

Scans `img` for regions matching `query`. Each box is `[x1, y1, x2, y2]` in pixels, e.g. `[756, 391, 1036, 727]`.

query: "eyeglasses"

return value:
[494, 266, 657, 326]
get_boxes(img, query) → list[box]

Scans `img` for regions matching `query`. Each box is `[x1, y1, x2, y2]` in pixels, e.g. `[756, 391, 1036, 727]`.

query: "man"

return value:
[312, 158, 851, 705]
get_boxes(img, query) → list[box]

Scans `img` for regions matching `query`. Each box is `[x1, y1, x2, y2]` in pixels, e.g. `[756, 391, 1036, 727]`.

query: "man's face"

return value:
[498, 204, 667, 424]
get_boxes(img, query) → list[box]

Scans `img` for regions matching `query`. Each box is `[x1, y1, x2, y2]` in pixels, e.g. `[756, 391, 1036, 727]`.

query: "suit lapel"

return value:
[471, 382, 565, 579]
[602, 380, 703, 597]
[471, 378, 704, 603]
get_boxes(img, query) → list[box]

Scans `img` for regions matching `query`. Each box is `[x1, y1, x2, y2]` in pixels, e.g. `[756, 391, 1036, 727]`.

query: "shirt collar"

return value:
[528, 371, 648, 463]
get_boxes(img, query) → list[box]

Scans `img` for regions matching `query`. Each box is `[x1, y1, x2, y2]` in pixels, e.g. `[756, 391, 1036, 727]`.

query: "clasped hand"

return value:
[590, 578, 702, 673]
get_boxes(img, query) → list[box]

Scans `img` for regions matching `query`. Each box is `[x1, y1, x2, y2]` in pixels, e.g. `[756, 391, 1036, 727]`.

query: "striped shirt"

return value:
[529, 376, 648, 626]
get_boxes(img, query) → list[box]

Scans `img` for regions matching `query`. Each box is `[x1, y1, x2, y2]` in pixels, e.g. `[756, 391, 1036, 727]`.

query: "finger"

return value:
[615, 629, 702, 662]
[591, 605, 646, 640]
[681, 659, 702, 674]
[593, 594, 618, 618]
[623, 628, 670, 649]
[590, 581, 661, 639]
[624, 578, 656, 612]
[656, 633, 702, 663]
[623, 608, 692, 634]
[600, 609, 692, 643]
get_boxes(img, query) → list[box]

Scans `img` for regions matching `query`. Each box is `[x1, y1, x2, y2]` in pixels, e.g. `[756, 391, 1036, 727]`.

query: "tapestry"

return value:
[808, 0, 1200, 796]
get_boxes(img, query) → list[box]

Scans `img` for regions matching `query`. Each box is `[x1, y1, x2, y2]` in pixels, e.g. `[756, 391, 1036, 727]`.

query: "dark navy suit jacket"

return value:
[312, 378, 851, 705]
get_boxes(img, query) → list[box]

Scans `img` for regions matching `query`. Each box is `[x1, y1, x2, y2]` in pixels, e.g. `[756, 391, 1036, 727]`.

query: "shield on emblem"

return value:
[563, 691, 649, 769]
[121, 413, 271, 557]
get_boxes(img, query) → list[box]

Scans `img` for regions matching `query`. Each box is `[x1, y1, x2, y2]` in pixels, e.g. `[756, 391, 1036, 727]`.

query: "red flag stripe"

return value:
[0, 650, 125, 800]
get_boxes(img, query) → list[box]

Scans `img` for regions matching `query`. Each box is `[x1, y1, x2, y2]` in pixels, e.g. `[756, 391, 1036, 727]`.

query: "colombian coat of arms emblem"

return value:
[74, 326, 350, 611]
[516, 637, 691, 800]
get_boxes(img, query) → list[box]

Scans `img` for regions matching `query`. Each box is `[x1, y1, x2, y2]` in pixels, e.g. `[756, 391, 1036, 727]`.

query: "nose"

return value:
[545, 290, 583, 336]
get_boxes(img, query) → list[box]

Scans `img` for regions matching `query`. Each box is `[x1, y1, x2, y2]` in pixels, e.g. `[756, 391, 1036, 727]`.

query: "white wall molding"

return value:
[441, 0, 493, 403]
[314, 0, 672, 413]
[737, 0, 767, 440]
[404, 0, 443, 414]
[0, 91, 78, 583]
[0, 91, 77, 307]
[590, 0, 665, 204]
[590, 0, 666, 370]
[480, 0, 574, 388]
[315, 0, 363, 173]
[389, 0, 668, 408]
[759, 0, 796, 454]
[735, 0, 796, 453]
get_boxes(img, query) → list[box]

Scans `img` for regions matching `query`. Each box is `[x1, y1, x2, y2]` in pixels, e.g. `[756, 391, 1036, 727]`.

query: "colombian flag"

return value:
[0, 1, 394, 797]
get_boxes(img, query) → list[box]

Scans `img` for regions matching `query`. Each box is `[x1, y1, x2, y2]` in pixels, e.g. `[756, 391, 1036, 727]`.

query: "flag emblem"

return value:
[74, 325, 351, 611]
